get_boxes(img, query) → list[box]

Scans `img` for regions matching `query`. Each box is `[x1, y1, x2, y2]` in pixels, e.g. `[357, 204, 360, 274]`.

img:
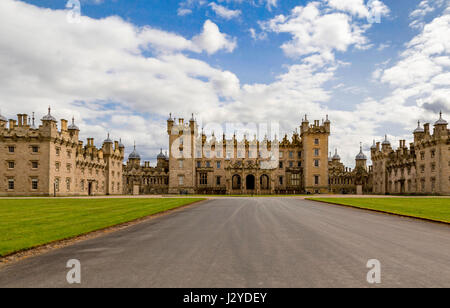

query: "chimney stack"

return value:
[61, 119, 68, 131]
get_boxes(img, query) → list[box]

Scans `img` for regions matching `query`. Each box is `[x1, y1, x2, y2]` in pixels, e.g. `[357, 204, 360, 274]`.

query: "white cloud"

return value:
[192, 20, 237, 54]
[263, 2, 374, 60]
[209, 3, 241, 19]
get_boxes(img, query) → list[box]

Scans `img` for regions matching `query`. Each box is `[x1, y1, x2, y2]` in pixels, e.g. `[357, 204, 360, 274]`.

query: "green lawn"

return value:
[310, 198, 450, 223]
[0, 198, 204, 257]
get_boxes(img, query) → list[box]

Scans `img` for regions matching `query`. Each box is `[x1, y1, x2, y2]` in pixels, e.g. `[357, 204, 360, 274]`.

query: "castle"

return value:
[0, 108, 124, 196]
[1, 108, 448, 196]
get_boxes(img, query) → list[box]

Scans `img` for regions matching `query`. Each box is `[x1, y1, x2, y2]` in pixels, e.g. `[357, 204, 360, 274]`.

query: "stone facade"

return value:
[328, 148, 373, 194]
[123, 147, 169, 195]
[2, 109, 448, 196]
[164, 114, 330, 195]
[371, 113, 449, 195]
[0, 109, 124, 196]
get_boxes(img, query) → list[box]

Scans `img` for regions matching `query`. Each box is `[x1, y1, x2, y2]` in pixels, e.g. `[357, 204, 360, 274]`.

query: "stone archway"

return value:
[232, 175, 241, 190]
[246, 174, 255, 190]
[260, 174, 270, 190]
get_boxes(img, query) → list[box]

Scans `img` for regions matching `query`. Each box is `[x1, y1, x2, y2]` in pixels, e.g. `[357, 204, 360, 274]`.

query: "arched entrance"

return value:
[232, 175, 241, 190]
[246, 174, 255, 190]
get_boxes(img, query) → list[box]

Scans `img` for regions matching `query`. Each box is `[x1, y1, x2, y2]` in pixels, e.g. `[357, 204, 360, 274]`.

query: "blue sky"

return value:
[0, 0, 449, 166]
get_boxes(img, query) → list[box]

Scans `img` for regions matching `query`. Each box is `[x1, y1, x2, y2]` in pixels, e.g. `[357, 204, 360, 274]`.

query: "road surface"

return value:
[0, 198, 449, 287]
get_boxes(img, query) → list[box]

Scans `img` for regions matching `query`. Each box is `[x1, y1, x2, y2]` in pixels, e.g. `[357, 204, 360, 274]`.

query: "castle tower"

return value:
[301, 115, 330, 194]
[355, 143, 367, 170]
[167, 114, 197, 194]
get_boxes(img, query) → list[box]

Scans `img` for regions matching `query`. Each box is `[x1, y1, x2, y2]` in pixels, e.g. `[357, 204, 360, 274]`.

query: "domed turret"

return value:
[128, 142, 140, 160]
[382, 135, 390, 145]
[434, 111, 448, 126]
[370, 140, 377, 150]
[41, 107, 57, 122]
[332, 149, 340, 161]
[414, 121, 424, 133]
[157, 148, 166, 160]
[355, 143, 367, 160]
[68, 117, 79, 131]
[118, 138, 125, 148]
[103, 133, 113, 144]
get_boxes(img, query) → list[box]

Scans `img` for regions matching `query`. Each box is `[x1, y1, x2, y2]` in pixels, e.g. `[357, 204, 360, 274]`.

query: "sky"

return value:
[0, 0, 449, 167]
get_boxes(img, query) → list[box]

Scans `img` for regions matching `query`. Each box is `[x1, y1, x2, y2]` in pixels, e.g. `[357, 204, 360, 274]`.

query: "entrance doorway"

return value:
[88, 182, 93, 196]
[246, 175, 255, 190]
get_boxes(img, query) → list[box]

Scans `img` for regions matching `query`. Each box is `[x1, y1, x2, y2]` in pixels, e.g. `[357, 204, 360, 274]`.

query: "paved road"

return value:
[0, 198, 449, 288]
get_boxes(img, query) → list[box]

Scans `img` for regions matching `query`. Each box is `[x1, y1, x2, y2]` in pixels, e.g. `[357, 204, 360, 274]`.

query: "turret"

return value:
[433, 111, 448, 137]
[413, 120, 425, 142]
[355, 143, 367, 170]
[381, 135, 391, 152]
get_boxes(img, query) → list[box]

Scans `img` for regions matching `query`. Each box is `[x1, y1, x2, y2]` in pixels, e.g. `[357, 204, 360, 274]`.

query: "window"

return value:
[31, 179, 38, 190]
[279, 161, 283, 169]
[216, 151, 222, 158]
[314, 139, 319, 145]
[289, 161, 294, 168]
[314, 175, 320, 185]
[66, 178, 71, 191]
[216, 161, 221, 169]
[420, 152, 425, 160]
[206, 161, 211, 168]
[279, 176, 284, 185]
[290, 174, 301, 186]
[431, 150, 435, 158]
[197, 161, 201, 168]
[178, 175, 184, 186]
[279, 152, 284, 158]
[81, 180, 84, 192]
[314, 149, 320, 156]
[179, 160, 183, 168]
[32, 146, 39, 153]
[8, 146, 14, 153]
[431, 163, 436, 172]
[32, 161, 38, 169]
[55, 162, 60, 171]
[289, 151, 294, 158]
[200, 173, 208, 185]
[298, 161, 302, 167]
[66, 164, 71, 172]
[67, 150, 71, 158]
[298, 151, 302, 158]
[8, 179, 14, 190]
[314, 160, 320, 167]
[420, 165, 425, 173]
[56, 147, 60, 156]
[216, 176, 221, 186]
[54, 178, 60, 192]
[8, 161, 15, 169]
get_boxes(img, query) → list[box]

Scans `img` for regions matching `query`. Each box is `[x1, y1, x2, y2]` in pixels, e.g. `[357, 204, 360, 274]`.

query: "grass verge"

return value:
[309, 198, 450, 224]
[0, 198, 204, 257]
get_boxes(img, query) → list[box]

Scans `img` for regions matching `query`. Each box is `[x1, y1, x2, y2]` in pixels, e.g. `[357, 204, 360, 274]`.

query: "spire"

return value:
[41, 106, 56, 122]
[371, 139, 376, 149]
[356, 142, 367, 160]
[104, 132, 113, 143]
[434, 111, 448, 125]
[382, 134, 390, 145]
[414, 120, 424, 133]
[30, 112, 37, 129]
[68, 116, 79, 130]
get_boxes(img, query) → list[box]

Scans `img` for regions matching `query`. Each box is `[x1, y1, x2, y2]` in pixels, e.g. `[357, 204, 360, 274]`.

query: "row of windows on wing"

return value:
[377, 178, 441, 193]
[5, 178, 120, 192]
